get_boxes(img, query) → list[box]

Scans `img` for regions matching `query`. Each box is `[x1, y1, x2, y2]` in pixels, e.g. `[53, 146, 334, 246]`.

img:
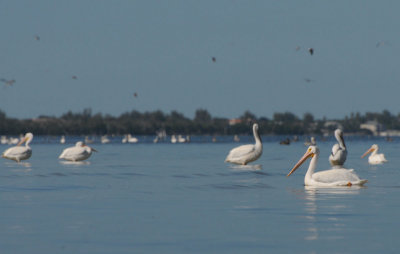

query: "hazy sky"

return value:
[0, 1, 399, 119]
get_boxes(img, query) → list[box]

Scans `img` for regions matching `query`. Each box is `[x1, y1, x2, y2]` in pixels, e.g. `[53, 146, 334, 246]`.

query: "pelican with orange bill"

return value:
[361, 144, 387, 165]
[287, 146, 367, 187]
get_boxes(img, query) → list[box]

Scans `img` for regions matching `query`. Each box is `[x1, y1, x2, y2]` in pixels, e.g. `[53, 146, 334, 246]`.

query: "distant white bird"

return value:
[171, 135, 177, 144]
[361, 144, 387, 164]
[177, 135, 186, 143]
[287, 146, 367, 187]
[1, 136, 7, 144]
[8, 137, 19, 145]
[84, 136, 94, 144]
[60, 135, 66, 144]
[2, 133, 33, 162]
[304, 137, 316, 146]
[127, 134, 138, 143]
[101, 135, 110, 144]
[329, 129, 347, 167]
[225, 123, 262, 165]
[59, 141, 97, 161]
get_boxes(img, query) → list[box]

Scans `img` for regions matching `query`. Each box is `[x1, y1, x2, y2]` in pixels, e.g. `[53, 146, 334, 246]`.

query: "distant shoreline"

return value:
[0, 108, 397, 136]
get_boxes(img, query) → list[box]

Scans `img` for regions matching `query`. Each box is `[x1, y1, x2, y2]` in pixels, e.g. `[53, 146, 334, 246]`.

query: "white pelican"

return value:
[287, 146, 367, 187]
[127, 134, 138, 143]
[171, 135, 177, 144]
[60, 135, 66, 144]
[304, 137, 316, 146]
[1, 136, 7, 144]
[101, 135, 110, 144]
[84, 136, 94, 144]
[59, 141, 97, 162]
[329, 129, 347, 167]
[8, 137, 19, 145]
[361, 144, 387, 164]
[177, 135, 186, 143]
[2, 133, 33, 162]
[225, 123, 262, 165]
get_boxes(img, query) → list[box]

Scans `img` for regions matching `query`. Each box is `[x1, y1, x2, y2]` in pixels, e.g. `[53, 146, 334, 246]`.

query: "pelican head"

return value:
[253, 123, 259, 132]
[361, 144, 378, 158]
[17, 132, 33, 146]
[75, 141, 84, 147]
[287, 146, 319, 177]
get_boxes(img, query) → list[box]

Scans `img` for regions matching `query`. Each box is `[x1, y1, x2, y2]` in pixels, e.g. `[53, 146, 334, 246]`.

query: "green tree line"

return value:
[0, 108, 399, 135]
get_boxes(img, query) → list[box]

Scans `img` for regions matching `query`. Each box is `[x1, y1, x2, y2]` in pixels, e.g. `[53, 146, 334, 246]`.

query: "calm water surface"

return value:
[1, 137, 400, 253]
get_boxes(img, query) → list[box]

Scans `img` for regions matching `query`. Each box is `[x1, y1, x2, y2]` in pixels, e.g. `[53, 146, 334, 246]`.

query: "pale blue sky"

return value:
[0, 0, 399, 119]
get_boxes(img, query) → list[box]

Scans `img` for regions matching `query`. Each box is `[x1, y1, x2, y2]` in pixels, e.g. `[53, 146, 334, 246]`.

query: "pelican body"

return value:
[287, 146, 367, 187]
[361, 144, 387, 164]
[2, 133, 33, 162]
[59, 141, 97, 161]
[329, 129, 347, 167]
[225, 123, 262, 165]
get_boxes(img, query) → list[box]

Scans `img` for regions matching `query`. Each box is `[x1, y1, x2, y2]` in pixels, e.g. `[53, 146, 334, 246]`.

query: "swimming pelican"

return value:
[101, 135, 110, 144]
[225, 123, 262, 165]
[304, 136, 316, 146]
[329, 129, 347, 167]
[1, 136, 7, 144]
[127, 134, 138, 143]
[60, 135, 66, 144]
[287, 146, 367, 187]
[2, 133, 33, 162]
[361, 144, 387, 164]
[177, 135, 186, 143]
[59, 141, 97, 161]
[171, 135, 177, 144]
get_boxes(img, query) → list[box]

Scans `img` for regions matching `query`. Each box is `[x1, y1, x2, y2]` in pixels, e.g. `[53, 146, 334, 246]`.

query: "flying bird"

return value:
[133, 92, 138, 98]
[0, 79, 15, 86]
[211, 57, 216, 63]
[308, 48, 314, 55]
[34, 35, 40, 41]
[72, 76, 78, 80]
[376, 41, 390, 48]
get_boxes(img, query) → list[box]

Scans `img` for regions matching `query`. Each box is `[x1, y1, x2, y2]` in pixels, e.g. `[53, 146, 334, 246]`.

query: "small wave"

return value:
[229, 164, 262, 171]
[59, 161, 91, 166]
[171, 174, 192, 179]
[209, 182, 272, 190]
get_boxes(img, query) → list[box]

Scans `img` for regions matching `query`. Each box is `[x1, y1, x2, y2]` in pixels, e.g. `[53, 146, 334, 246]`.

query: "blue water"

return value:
[1, 136, 400, 253]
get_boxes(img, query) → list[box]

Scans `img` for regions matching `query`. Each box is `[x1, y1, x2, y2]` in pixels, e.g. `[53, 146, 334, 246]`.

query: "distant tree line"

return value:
[0, 108, 399, 136]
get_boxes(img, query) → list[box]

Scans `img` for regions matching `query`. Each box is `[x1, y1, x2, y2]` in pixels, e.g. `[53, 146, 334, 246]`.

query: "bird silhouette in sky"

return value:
[0, 79, 15, 86]
[308, 48, 314, 55]
[376, 41, 390, 48]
